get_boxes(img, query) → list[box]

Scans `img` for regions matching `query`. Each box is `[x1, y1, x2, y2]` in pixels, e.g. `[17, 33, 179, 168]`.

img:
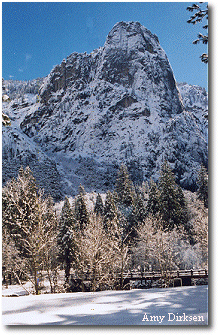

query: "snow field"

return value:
[2, 285, 208, 325]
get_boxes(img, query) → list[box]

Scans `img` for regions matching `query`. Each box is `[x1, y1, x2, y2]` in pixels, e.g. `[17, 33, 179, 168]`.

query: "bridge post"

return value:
[173, 278, 182, 287]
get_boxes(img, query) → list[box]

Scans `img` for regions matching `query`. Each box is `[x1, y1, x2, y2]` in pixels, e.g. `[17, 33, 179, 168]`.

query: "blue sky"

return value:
[2, 1, 208, 89]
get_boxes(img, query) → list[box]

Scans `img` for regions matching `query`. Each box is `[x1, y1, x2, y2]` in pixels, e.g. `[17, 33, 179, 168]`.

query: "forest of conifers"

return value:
[2, 161, 208, 294]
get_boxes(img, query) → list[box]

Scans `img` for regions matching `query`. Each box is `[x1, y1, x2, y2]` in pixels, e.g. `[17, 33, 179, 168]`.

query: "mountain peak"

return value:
[104, 21, 159, 52]
[2, 23, 208, 198]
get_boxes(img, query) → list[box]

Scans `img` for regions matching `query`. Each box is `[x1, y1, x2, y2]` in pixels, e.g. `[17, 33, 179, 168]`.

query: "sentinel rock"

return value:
[40, 21, 184, 116]
[3, 22, 208, 197]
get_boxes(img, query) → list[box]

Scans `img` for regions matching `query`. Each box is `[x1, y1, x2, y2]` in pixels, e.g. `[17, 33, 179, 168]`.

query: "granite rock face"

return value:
[2, 80, 63, 200]
[2, 22, 208, 197]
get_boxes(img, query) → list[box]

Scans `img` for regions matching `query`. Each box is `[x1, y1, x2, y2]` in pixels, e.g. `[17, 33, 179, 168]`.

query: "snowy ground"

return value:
[2, 286, 208, 326]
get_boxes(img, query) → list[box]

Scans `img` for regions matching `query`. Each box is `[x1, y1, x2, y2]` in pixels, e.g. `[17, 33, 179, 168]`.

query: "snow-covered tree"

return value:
[158, 161, 189, 230]
[76, 214, 118, 291]
[146, 178, 159, 217]
[57, 196, 77, 289]
[2, 167, 40, 293]
[115, 164, 135, 206]
[158, 161, 179, 229]
[186, 192, 208, 268]
[2, 167, 58, 294]
[197, 164, 208, 208]
[74, 185, 89, 230]
[133, 215, 160, 272]
[94, 193, 104, 217]
[187, 2, 208, 63]
[40, 194, 59, 293]
[134, 215, 196, 286]
[108, 216, 130, 290]
[134, 193, 146, 224]
[2, 228, 29, 290]
[103, 191, 118, 231]
[128, 193, 146, 239]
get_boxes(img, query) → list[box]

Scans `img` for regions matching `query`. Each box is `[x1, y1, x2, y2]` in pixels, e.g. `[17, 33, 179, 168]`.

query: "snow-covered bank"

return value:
[2, 285, 208, 325]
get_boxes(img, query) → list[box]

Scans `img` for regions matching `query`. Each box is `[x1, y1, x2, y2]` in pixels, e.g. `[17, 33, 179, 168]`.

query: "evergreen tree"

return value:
[103, 191, 118, 231]
[129, 193, 146, 238]
[187, 3, 208, 63]
[57, 196, 77, 287]
[158, 161, 178, 229]
[78, 184, 86, 196]
[134, 193, 147, 224]
[158, 161, 188, 230]
[146, 178, 159, 216]
[75, 185, 89, 230]
[197, 164, 208, 208]
[115, 164, 135, 206]
[94, 193, 104, 217]
[175, 185, 189, 223]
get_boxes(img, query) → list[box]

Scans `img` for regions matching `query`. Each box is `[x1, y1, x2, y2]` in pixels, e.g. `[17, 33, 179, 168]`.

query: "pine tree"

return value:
[127, 192, 146, 241]
[94, 193, 104, 217]
[146, 178, 159, 216]
[74, 185, 89, 230]
[158, 161, 180, 230]
[158, 161, 188, 230]
[115, 164, 135, 206]
[57, 196, 77, 288]
[78, 184, 86, 196]
[103, 191, 118, 231]
[131, 193, 147, 227]
[175, 185, 190, 229]
[197, 164, 208, 208]
[187, 3, 208, 63]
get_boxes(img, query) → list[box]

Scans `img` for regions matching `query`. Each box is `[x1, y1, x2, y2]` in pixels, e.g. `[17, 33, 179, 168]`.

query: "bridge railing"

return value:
[122, 268, 208, 280]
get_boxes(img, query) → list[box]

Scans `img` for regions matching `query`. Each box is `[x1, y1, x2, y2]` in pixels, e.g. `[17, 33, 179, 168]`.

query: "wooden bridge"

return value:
[122, 268, 208, 288]
[66, 268, 208, 292]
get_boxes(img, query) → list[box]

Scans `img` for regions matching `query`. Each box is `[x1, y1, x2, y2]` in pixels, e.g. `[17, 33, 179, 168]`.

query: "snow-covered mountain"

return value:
[2, 21, 208, 198]
[2, 79, 63, 200]
[177, 82, 208, 114]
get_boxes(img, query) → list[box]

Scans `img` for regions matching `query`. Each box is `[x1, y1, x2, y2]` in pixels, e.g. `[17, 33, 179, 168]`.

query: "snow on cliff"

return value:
[2, 22, 208, 198]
